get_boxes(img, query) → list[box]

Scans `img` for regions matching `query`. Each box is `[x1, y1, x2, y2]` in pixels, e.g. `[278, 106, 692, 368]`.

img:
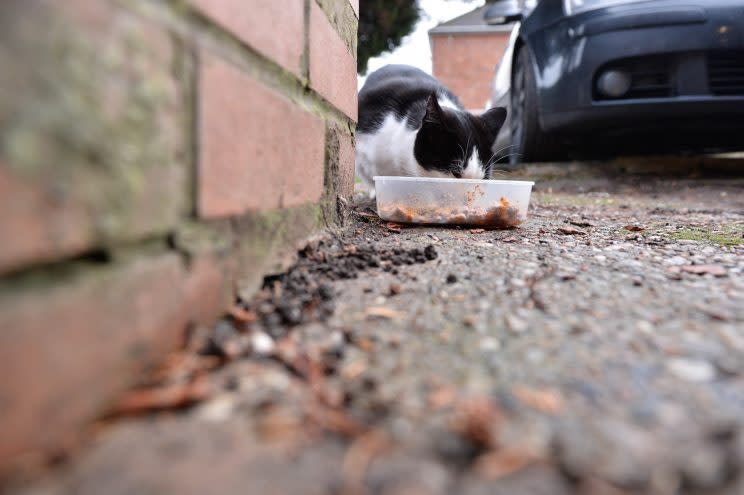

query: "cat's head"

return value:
[413, 93, 507, 179]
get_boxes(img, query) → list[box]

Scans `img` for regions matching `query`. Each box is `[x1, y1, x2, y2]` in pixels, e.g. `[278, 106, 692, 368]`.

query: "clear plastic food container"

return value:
[374, 176, 535, 228]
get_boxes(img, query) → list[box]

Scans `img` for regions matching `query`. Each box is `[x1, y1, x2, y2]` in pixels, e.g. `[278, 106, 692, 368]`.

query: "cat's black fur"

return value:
[357, 64, 507, 179]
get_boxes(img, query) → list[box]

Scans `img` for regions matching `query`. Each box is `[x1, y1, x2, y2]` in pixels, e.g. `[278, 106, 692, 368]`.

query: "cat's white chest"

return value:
[355, 114, 419, 187]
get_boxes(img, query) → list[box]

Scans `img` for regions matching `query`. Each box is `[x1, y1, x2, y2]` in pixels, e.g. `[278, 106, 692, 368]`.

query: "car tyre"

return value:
[510, 47, 561, 164]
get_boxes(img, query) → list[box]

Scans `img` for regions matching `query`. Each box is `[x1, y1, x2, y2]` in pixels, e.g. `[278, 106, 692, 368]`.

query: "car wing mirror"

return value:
[484, 0, 523, 25]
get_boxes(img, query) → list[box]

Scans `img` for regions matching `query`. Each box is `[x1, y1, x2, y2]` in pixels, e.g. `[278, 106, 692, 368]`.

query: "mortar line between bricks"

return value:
[302, 0, 311, 79]
[0, 234, 175, 294]
[187, 41, 200, 219]
[124, 0, 355, 129]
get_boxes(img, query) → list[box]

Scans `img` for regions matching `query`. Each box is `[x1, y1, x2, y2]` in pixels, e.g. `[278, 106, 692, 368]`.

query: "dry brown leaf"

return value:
[569, 220, 594, 227]
[307, 402, 365, 437]
[623, 225, 646, 232]
[228, 305, 257, 323]
[463, 315, 478, 327]
[343, 430, 391, 492]
[342, 361, 367, 380]
[680, 264, 727, 277]
[354, 210, 379, 219]
[365, 306, 404, 320]
[512, 385, 563, 414]
[256, 406, 305, 442]
[557, 226, 585, 235]
[109, 375, 211, 416]
[384, 222, 402, 233]
[148, 353, 220, 384]
[429, 385, 457, 410]
[474, 449, 539, 480]
[317, 384, 345, 408]
[451, 398, 503, 449]
[361, 337, 378, 353]
[274, 336, 299, 363]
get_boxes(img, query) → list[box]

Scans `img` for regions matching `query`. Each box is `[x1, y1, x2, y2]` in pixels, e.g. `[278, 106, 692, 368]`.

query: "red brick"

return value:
[185, 255, 234, 325]
[0, 166, 92, 275]
[309, 2, 358, 120]
[198, 53, 326, 218]
[0, 163, 185, 276]
[431, 32, 511, 110]
[0, 255, 190, 471]
[190, 0, 304, 77]
[0, 1, 185, 275]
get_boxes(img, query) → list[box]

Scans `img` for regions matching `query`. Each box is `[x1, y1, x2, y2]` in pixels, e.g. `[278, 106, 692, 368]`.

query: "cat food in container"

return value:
[374, 177, 534, 229]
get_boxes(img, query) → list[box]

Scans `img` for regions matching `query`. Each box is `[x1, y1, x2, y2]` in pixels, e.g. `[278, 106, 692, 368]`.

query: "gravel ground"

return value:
[12, 172, 744, 495]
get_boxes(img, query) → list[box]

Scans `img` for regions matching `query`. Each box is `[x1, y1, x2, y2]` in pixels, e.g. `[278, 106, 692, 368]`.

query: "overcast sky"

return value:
[358, 0, 485, 88]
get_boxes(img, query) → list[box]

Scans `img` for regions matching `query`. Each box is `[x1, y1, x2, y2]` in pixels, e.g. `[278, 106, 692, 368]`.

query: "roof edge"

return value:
[429, 24, 515, 35]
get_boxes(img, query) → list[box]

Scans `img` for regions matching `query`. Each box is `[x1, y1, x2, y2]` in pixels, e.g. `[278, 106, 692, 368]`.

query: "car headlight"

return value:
[563, 0, 649, 16]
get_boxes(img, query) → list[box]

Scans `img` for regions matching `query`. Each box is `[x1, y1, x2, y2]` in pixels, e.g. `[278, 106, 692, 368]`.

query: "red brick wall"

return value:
[431, 32, 510, 110]
[0, 0, 357, 476]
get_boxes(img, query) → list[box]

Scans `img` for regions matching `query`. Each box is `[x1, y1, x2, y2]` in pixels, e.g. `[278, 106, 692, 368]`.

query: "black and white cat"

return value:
[356, 64, 507, 189]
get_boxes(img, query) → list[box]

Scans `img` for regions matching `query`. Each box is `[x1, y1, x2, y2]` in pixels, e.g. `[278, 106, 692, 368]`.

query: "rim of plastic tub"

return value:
[373, 176, 535, 186]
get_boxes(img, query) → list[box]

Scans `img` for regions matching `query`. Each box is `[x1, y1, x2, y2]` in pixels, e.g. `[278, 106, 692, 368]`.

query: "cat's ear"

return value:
[423, 92, 446, 126]
[480, 107, 507, 138]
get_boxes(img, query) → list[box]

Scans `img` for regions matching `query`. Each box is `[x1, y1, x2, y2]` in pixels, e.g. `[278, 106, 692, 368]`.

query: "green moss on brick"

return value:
[233, 204, 323, 299]
[173, 220, 235, 257]
[0, 1, 186, 246]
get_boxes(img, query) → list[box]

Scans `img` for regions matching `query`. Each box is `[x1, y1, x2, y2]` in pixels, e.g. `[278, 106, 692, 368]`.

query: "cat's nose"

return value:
[453, 171, 462, 178]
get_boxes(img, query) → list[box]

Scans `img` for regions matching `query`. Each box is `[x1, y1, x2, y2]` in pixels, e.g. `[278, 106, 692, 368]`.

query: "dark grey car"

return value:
[488, 0, 744, 164]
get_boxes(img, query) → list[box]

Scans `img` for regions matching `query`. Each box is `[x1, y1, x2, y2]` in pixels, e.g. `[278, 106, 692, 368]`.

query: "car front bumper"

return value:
[532, 2, 744, 136]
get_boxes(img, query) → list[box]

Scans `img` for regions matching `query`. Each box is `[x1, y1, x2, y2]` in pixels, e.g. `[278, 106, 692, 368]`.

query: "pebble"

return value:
[526, 349, 545, 363]
[505, 315, 528, 333]
[479, 337, 500, 351]
[665, 255, 688, 266]
[636, 320, 654, 334]
[251, 331, 275, 356]
[667, 357, 715, 382]
[681, 445, 729, 489]
[197, 395, 235, 423]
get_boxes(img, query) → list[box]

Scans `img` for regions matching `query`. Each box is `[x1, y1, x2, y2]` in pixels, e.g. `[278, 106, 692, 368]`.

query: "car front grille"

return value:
[708, 51, 744, 96]
[625, 69, 672, 99]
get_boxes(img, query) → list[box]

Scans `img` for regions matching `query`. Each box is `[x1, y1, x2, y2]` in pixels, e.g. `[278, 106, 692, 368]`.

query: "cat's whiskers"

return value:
[485, 148, 523, 170]
[456, 143, 467, 165]
[493, 152, 523, 163]
[492, 144, 517, 156]
[483, 147, 524, 177]
[484, 153, 501, 173]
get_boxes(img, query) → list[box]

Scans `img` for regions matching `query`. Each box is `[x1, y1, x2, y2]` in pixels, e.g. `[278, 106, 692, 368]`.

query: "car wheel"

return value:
[510, 47, 560, 164]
